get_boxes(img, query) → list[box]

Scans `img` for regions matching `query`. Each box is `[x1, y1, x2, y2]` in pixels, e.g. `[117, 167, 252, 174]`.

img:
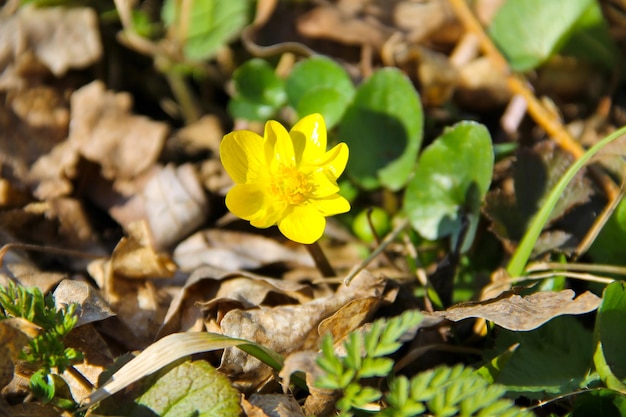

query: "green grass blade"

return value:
[507, 125, 626, 277]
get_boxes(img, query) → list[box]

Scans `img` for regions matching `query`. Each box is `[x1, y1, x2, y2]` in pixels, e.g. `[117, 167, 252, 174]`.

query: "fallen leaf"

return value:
[142, 164, 208, 250]
[110, 221, 177, 279]
[246, 393, 306, 417]
[173, 229, 313, 271]
[433, 289, 601, 331]
[53, 279, 115, 327]
[0, 5, 101, 89]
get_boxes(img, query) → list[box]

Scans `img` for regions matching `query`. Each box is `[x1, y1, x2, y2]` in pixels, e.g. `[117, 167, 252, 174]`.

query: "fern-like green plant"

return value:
[315, 310, 534, 417]
[0, 282, 83, 409]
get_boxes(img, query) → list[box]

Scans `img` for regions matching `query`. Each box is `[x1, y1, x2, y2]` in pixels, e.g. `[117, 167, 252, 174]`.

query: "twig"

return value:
[447, 0, 619, 200]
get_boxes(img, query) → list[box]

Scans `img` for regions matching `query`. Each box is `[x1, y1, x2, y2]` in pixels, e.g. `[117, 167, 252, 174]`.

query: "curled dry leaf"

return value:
[0, 318, 36, 390]
[245, 393, 306, 417]
[218, 270, 391, 389]
[143, 164, 208, 250]
[0, 5, 101, 89]
[433, 289, 601, 331]
[110, 221, 177, 280]
[53, 279, 115, 327]
[173, 229, 313, 271]
[30, 81, 168, 199]
[157, 265, 313, 337]
[280, 351, 337, 417]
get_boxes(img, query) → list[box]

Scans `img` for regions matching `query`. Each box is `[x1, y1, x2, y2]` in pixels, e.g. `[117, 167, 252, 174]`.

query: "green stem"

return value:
[506, 125, 626, 277]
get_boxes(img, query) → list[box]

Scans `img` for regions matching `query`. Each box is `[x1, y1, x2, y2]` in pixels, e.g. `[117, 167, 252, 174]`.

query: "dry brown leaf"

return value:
[29, 81, 168, 199]
[0, 319, 35, 390]
[157, 265, 313, 337]
[317, 296, 383, 342]
[433, 289, 601, 331]
[53, 279, 115, 327]
[142, 164, 208, 250]
[280, 351, 337, 417]
[173, 229, 313, 271]
[0, 5, 101, 89]
[62, 324, 113, 403]
[217, 270, 390, 389]
[110, 221, 177, 279]
[245, 394, 306, 417]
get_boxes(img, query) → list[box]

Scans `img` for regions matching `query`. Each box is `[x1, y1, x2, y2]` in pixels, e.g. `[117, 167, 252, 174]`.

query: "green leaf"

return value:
[487, 316, 593, 398]
[572, 388, 626, 417]
[228, 97, 278, 122]
[232, 59, 286, 107]
[404, 121, 493, 250]
[560, 1, 618, 70]
[340, 68, 423, 190]
[489, 0, 595, 71]
[136, 360, 240, 416]
[588, 198, 626, 265]
[162, 0, 250, 61]
[286, 56, 354, 128]
[594, 281, 626, 391]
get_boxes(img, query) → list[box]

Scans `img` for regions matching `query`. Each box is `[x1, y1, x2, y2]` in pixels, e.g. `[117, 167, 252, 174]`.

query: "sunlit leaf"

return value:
[162, 0, 250, 61]
[340, 68, 423, 190]
[489, 0, 594, 71]
[136, 360, 241, 417]
[286, 56, 354, 128]
[594, 281, 626, 392]
[404, 121, 492, 251]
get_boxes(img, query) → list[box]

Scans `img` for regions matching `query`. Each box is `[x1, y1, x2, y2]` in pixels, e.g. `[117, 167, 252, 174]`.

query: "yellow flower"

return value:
[220, 113, 350, 244]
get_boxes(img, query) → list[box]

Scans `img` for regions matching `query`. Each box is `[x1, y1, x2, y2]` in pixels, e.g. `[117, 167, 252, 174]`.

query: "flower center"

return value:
[270, 165, 314, 205]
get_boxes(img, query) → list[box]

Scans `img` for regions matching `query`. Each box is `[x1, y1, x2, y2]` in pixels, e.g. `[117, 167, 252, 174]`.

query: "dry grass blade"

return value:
[83, 332, 286, 407]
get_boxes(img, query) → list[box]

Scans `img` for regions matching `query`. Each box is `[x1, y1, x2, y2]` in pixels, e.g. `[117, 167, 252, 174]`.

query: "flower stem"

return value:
[305, 241, 336, 277]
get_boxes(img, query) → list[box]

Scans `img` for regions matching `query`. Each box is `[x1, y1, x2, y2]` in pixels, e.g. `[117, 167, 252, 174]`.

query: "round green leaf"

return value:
[296, 87, 351, 128]
[233, 59, 286, 107]
[404, 122, 493, 244]
[137, 360, 241, 417]
[162, 0, 250, 61]
[489, 0, 594, 71]
[595, 282, 626, 387]
[286, 56, 355, 108]
[228, 97, 277, 122]
[339, 68, 423, 190]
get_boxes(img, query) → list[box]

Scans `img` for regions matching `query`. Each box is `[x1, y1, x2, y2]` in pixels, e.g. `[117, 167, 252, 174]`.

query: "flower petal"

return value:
[225, 184, 265, 220]
[291, 113, 327, 164]
[321, 142, 349, 178]
[220, 130, 265, 184]
[312, 194, 351, 216]
[278, 205, 326, 244]
[265, 120, 295, 167]
[310, 171, 340, 198]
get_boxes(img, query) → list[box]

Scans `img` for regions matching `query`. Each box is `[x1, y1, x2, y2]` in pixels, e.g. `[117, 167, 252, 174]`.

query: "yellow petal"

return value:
[320, 142, 349, 178]
[312, 194, 351, 216]
[310, 171, 340, 198]
[225, 184, 265, 220]
[220, 130, 265, 184]
[291, 113, 326, 164]
[265, 120, 295, 167]
[278, 205, 325, 244]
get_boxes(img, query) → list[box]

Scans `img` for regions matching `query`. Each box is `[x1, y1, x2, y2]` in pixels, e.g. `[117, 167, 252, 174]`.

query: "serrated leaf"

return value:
[340, 68, 423, 190]
[136, 360, 240, 417]
[404, 121, 493, 250]
[359, 357, 393, 378]
[162, 0, 250, 61]
[489, 0, 594, 71]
